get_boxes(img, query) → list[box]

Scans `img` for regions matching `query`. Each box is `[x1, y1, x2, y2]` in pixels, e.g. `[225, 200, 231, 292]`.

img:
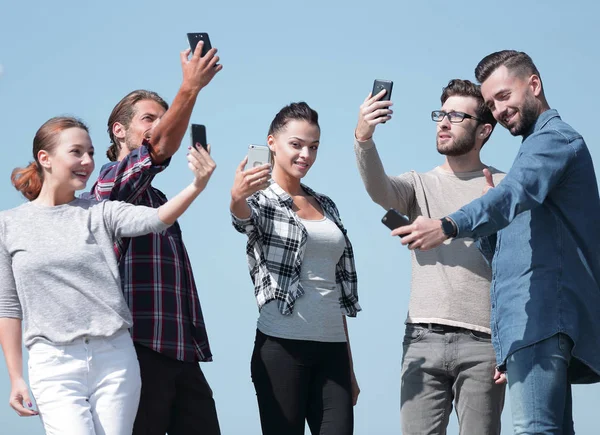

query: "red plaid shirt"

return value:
[86, 142, 212, 362]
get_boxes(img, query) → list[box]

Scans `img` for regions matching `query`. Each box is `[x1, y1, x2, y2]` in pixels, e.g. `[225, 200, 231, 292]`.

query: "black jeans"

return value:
[251, 330, 353, 435]
[132, 343, 221, 435]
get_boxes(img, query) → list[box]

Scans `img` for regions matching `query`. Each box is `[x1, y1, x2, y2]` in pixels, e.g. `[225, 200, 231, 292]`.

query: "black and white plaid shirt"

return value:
[232, 182, 361, 317]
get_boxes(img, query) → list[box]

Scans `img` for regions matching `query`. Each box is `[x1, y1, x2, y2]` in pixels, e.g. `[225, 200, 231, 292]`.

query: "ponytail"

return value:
[11, 161, 42, 201]
[106, 142, 119, 162]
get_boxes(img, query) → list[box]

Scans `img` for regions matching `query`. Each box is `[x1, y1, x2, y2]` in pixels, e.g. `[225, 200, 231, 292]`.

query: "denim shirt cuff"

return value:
[447, 210, 472, 239]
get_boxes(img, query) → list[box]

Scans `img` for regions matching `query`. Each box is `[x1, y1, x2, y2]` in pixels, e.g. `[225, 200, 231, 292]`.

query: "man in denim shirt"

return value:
[396, 50, 600, 434]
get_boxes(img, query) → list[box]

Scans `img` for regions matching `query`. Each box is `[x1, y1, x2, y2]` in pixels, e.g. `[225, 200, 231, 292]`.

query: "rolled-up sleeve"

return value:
[90, 141, 170, 203]
[231, 197, 262, 236]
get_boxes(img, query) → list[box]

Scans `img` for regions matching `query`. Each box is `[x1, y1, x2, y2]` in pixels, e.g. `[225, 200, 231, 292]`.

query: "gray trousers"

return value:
[400, 324, 505, 435]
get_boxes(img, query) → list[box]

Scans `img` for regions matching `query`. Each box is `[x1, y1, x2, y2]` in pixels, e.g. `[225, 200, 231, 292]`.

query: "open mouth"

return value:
[73, 171, 89, 180]
[294, 161, 309, 170]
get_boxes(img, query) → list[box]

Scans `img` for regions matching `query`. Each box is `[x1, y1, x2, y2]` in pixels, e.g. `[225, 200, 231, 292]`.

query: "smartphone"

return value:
[187, 33, 212, 57]
[381, 209, 410, 235]
[190, 124, 207, 150]
[247, 145, 271, 168]
[372, 79, 393, 101]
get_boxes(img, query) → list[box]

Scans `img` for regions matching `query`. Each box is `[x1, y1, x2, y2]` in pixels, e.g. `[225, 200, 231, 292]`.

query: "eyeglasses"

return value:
[431, 110, 482, 124]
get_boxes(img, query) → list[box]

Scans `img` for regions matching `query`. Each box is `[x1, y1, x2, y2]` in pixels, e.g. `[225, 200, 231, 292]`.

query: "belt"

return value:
[415, 323, 468, 333]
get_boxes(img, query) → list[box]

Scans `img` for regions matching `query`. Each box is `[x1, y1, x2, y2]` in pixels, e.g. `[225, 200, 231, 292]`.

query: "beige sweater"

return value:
[355, 138, 505, 333]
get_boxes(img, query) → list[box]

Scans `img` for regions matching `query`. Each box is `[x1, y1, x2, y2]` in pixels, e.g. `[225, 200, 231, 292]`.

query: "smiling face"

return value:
[481, 65, 541, 136]
[38, 127, 95, 192]
[436, 96, 481, 156]
[268, 119, 321, 179]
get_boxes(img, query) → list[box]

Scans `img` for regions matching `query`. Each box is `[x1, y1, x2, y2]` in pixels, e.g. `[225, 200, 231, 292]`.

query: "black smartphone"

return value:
[372, 79, 393, 101]
[190, 124, 207, 150]
[381, 208, 410, 236]
[187, 33, 212, 57]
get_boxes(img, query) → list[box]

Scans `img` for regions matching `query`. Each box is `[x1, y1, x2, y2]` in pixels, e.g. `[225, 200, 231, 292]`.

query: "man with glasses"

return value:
[353, 79, 506, 434]
[397, 51, 600, 434]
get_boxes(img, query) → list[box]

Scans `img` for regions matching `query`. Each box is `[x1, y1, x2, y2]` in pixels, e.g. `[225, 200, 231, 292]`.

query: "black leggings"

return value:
[251, 329, 353, 435]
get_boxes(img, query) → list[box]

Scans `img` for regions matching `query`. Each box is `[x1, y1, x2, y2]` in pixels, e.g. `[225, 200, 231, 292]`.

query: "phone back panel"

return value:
[187, 33, 212, 57]
[191, 124, 207, 150]
[248, 145, 271, 168]
[372, 79, 393, 101]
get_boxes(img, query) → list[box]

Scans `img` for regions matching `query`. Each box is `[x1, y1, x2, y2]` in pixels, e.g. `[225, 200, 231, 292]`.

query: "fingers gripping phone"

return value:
[372, 79, 393, 123]
[372, 79, 393, 101]
[381, 209, 410, 236]
[187, 33, 212, 57]
[190, 124, 207, 150]
[247, 145, 271, 168]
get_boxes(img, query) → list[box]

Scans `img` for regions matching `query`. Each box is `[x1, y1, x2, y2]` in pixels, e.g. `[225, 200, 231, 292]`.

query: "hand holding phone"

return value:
[382, 209, 410, 237]
[230, 147, 272, 204]
[372, 79, 393, 101]
[372, 79, 393, 123]
[183, 33, 221, 92]
[187, 33, 212, 57]
[190, 124, 207, 151]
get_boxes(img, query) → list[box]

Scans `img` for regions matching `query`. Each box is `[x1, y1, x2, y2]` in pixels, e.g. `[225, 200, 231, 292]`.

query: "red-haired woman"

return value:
[0, 116, 215, 435]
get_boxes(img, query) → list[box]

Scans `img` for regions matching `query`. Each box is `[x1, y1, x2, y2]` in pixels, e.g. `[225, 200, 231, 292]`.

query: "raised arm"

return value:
[354, 92, 415, 214]
[149, 42, 223, 164]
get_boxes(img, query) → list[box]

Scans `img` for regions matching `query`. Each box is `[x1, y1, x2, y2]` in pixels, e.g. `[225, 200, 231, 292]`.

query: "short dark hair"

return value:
[441, 79, 497, 139]
[268, 102, 319, 136]
[106, 90, 169, 161]
[475, 50, 541, 84]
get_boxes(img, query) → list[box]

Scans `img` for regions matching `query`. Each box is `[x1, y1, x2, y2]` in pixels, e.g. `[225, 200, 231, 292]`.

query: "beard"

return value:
[123, 129, 143, 152]
[503, 95, 539, 136]
[436, 126, 477, 157]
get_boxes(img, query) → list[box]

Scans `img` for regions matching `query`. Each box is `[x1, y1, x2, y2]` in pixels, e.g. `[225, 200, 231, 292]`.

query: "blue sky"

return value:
[1, 0, 598, 433]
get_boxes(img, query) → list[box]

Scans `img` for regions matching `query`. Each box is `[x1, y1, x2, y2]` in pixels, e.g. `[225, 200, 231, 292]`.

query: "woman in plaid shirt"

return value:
[231, 102, 361, 435]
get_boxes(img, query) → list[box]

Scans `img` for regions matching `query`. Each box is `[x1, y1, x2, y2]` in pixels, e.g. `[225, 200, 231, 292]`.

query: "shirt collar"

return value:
[265, 180, 320, 207]
[523, 108, 560, 140]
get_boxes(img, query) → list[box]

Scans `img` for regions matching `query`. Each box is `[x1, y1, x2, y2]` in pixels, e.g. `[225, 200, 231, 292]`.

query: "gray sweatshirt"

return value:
[0, 198, 169, 348]
[355, 138, 505, 333]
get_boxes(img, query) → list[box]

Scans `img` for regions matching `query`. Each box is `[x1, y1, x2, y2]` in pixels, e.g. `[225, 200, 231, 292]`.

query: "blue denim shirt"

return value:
[450, 109, 600, 383]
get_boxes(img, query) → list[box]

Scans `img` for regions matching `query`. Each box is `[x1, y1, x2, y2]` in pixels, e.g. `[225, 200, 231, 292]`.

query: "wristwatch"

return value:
[440, 217, 457, 238]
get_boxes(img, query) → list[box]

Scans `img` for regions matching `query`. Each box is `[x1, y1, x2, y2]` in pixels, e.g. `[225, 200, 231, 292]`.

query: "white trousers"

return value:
[28, 330, 141, 435]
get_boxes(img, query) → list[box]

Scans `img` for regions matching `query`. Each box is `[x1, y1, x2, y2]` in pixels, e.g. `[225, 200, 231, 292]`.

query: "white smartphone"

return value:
[247, 144, 271, 168]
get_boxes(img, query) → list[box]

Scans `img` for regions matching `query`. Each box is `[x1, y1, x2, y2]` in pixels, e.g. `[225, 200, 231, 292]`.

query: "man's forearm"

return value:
[149, 85, 199, 164]
[355, 138, 412, 213]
